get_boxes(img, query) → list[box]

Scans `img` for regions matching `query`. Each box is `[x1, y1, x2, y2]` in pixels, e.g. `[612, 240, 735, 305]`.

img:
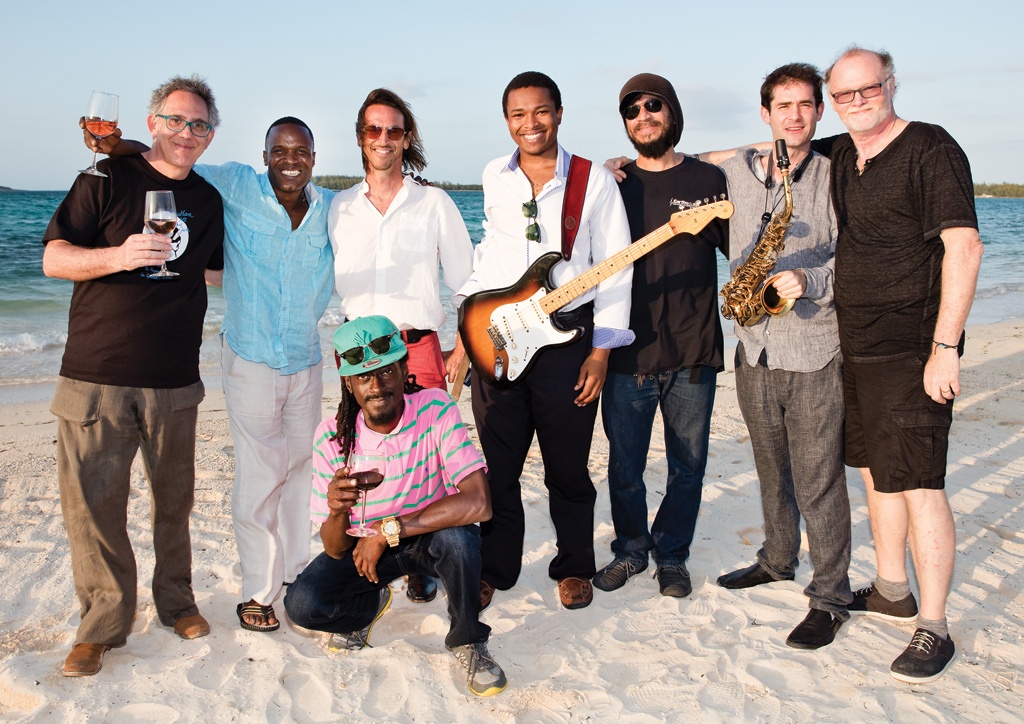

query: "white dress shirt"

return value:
[457, 145, 633, 334]
[328, 175, 474, 331]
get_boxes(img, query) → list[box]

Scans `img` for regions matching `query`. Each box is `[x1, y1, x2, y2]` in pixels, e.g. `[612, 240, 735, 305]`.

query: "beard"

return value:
[628, 122, 675, 159]
[363, 392, 400, 427]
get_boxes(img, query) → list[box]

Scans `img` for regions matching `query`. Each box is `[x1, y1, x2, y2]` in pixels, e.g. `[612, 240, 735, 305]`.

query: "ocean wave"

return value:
[974, 282, 1024, 299]
[0, 330, 68, 356]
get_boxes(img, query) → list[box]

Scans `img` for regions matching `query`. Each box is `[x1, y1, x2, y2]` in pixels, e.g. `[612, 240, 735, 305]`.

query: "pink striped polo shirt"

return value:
[310, 388, 485, 524]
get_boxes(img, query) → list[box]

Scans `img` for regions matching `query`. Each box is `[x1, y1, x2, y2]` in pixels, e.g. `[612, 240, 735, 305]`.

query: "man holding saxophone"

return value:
[715, 63, 852, 649]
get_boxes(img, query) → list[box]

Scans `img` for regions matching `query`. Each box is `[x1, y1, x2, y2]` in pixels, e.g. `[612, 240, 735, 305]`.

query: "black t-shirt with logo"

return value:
[814, 123, 977, 360]
[609, 157, 729, 375]
[43, 154, 225, 387]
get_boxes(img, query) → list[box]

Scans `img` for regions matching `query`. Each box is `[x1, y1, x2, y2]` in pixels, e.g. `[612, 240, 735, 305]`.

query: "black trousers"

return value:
[471, 308, 598, 589]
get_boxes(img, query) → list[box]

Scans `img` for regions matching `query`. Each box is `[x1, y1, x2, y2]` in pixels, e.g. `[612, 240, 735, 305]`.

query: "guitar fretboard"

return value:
[538, 202, 730, 314]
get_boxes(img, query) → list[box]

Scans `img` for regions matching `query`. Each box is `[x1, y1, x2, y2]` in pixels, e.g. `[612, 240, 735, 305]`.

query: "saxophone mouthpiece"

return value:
[775, 139, 790, 171]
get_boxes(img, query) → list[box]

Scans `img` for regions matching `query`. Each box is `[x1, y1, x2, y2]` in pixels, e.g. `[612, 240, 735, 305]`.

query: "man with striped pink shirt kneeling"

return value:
[284, 315, 507, 697]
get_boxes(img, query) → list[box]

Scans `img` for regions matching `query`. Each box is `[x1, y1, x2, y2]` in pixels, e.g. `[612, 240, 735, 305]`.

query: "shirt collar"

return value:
[503, 144, 571, 179]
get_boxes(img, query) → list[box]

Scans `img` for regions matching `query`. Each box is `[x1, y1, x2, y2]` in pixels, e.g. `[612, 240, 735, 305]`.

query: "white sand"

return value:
[1, 321, 1021, 722]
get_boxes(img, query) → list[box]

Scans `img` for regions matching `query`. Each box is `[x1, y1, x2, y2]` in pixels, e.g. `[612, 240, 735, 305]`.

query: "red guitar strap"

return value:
[561, 155, 592, 261]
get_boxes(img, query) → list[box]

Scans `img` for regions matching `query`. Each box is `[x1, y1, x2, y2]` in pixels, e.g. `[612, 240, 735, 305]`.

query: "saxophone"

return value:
[720, 139, 796, 327]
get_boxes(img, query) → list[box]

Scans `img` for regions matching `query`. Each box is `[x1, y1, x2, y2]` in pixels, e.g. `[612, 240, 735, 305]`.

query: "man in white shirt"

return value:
[456, 71, 634, 611]
[328, 88, 475, 603]
[329, 89, 474, 392]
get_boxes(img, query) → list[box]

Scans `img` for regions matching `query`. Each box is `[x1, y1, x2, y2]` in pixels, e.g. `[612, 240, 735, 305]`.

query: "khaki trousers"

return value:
[52, 377, 205, 646]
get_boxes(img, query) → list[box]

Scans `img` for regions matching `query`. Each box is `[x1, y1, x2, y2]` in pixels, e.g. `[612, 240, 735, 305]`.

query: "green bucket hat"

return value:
[333, 315, 407, 377]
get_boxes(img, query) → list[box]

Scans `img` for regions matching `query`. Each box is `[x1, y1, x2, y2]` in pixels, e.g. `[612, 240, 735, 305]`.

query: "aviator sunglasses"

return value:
[622, 98, 663, 120]
[361, 125, 407, 141]
[339, 332, 398, 366]
[522, 197, 541, 242]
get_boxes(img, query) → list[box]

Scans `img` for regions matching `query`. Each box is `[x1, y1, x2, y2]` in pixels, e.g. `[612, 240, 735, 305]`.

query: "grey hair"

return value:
[148, 74, 220, 128]
[824, 46, 896, 87]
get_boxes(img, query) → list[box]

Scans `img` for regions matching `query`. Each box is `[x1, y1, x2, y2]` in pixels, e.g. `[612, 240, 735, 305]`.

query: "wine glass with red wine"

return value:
[80, 91, 119, 177]
[144, 190, 179, 280]
[346, 450, 386, 538]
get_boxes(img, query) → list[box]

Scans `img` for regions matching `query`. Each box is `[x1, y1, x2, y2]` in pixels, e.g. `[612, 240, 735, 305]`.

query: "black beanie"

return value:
[618, 73, 684, 147]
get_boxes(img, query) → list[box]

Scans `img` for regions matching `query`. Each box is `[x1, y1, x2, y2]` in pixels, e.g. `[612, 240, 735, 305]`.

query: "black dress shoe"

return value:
[786, 609, 842, 649]
[406, 574, 437, 603]
[716, 562, 793, 589]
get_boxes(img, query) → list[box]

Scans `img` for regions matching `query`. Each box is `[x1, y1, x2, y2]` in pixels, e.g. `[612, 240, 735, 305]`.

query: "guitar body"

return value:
[458, 252, 582, 388]
[459, 199, 734, 390]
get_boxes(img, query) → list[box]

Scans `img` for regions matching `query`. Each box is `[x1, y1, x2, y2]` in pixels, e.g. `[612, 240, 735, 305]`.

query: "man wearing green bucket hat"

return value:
[284, 316, 507, 697]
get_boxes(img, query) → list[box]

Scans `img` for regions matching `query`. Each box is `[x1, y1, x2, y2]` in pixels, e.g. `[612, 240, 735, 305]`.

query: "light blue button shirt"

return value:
[195, 162, 335, 375]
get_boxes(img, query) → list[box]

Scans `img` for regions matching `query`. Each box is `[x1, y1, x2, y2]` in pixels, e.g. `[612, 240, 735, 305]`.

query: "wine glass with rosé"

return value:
[80, 91, 119, 177]
[143, 190, 179, 280]
[346, 450, 386, 538]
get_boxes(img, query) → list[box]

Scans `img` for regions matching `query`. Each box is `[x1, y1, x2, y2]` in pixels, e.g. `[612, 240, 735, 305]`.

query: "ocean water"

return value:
[1, 190, 1019, 396]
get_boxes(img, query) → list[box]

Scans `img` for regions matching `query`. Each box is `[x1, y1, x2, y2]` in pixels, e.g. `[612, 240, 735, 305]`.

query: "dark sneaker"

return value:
[328, 586, 392, 652]
[849, 584, 918, 621]
[655, 564, 692, 598]
[592, 557, 648, 592]
[890, 628, 956, 683]
[451, 641, 508, 697]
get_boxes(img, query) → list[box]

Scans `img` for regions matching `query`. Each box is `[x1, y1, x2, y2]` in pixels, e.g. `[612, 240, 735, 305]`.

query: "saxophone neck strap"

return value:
[561, 155, 592, 261]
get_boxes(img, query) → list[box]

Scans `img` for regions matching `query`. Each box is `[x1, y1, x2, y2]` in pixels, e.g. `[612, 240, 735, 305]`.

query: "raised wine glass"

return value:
[144, 190, 180, 280]
[346, 450, 386, 538]
[80, 91, 119, 177]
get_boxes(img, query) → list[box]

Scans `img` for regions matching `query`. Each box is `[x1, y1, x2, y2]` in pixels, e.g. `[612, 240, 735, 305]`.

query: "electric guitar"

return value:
[458, 199, 734, 388]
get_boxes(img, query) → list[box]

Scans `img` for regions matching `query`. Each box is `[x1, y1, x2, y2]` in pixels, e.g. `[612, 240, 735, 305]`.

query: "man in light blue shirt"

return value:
[90, 117, 334, 631]
[197, 118, 334, 632]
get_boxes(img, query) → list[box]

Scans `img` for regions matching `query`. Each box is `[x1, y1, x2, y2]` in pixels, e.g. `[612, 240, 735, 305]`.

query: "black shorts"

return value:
[843, 354, 953, 493]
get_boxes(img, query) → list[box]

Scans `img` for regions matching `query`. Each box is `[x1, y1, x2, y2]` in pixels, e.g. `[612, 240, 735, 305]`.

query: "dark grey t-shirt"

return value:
[816, 123, 977, 360]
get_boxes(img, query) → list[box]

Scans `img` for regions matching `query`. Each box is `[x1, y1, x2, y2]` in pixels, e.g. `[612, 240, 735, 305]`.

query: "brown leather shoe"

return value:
[173, 613, 211, 640]
[558, 577, 593, 610]
[62, 644, 110, 677]
[406, 574, 438, 603]
[480, 580, 496, 611]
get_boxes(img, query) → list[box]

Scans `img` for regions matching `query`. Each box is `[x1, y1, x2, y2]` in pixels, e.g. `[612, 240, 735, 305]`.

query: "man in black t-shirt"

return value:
[42, 75, 225, 678]
[593, 73, 728, 600]
[822, 47, 982, 684]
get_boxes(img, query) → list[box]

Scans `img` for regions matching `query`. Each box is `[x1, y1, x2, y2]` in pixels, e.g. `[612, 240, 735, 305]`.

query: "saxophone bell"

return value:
[760, 273, 796, 317]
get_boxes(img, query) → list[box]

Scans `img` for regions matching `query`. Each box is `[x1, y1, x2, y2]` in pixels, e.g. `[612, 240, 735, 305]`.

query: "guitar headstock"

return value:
[667, 197, 734, 236]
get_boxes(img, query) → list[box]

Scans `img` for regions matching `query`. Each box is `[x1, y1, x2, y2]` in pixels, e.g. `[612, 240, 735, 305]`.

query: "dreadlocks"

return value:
[331, 370, 424, 461]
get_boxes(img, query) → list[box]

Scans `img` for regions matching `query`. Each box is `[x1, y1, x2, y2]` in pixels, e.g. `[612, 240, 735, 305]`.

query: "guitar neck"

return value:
[539, 224, 678, 314]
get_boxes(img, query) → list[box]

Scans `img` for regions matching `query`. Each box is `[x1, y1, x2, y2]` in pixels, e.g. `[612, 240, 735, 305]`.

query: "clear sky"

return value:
[4, 0, 1021, 190]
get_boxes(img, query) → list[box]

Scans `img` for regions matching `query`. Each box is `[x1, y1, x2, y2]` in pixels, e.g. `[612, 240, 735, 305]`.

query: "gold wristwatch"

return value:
[381, 516, 401, 547]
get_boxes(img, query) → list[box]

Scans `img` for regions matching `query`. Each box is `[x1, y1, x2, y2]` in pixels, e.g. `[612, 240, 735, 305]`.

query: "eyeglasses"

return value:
[522, 198, 540, 242]
[831, 76, 891, 104]
[339, 332, 397, 366]
[622, 98, 663, 120]
[155, 114, 213, 137]
[361, 125, 407, 141]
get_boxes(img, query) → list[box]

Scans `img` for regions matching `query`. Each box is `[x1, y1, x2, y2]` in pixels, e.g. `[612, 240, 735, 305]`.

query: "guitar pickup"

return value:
[486, 326, 507, 351]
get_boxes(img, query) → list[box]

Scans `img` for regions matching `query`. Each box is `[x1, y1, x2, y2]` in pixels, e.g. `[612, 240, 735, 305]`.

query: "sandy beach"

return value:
[0, 320, 1020, 722]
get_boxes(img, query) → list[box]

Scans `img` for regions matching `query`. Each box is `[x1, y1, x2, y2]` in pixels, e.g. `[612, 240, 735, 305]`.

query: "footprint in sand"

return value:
[281, 671, 335, 723]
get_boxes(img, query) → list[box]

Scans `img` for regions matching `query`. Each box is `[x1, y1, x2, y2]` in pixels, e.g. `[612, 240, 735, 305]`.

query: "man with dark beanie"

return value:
[593, 73, 728, 598]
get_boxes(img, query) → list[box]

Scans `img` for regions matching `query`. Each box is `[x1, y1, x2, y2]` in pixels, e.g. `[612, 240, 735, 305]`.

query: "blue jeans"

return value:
[600, 368, 716, 567]
[284, 526, 490, 649]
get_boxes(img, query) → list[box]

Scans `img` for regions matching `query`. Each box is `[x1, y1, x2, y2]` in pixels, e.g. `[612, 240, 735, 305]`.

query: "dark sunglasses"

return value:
[522, 198, 540, 242]
[622, 98, 663, 120]
[361, 125, 407, 141]
[339, 332, 397, 366]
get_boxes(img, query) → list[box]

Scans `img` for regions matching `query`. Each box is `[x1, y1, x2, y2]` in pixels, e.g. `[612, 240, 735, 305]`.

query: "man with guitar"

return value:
[455, 71, 634, 611]
[591, 74, 729, 600]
